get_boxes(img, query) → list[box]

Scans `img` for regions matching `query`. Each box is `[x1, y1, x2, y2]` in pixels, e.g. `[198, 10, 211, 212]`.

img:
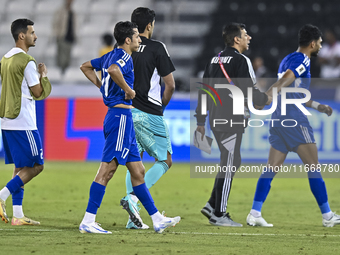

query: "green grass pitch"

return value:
[0, 161, 339, 255]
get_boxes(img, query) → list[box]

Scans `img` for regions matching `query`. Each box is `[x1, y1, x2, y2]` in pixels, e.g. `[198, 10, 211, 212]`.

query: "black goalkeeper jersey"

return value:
[195, 46, 268, 132]
[132, 36, 175, 116]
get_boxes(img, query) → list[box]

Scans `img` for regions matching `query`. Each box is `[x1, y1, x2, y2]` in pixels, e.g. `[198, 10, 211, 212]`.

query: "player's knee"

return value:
[132, 165, 145, 181]
[106, 169, 116, 181]
[139, 164, 145, 177]
[34, 164, 44, 175]
[165, 158, 172, 169]
[107, 164, 118, 180]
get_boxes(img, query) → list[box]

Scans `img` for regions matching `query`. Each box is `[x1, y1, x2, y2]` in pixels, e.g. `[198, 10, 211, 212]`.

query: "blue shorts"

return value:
[2, 130, 44, 168]
[102, 107, 141, 165]
[269, 123, 315, 154]
[132, 108, 172, 161]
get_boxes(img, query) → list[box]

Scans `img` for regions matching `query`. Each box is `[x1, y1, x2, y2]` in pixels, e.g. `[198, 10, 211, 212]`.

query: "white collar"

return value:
[4, 47, 26, 58]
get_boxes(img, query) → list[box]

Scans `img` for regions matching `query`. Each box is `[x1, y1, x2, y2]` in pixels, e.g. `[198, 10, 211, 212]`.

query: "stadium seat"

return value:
[175, 1, 217, 15]
[0, 0, 219, 86]
[46, 66, 63, 83]
[63, 66, 90, 83]
[79, 22, 109, 37]
[6, 0, 36, 16]
[0, 0, 8, 16]
[35, 0, 63, 15]
[73, 0, 92, 14]
[89, 0, 116, 14]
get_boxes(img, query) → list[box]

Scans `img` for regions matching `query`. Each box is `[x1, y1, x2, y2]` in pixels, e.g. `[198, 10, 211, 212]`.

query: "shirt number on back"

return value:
[102, 68, 110, 97]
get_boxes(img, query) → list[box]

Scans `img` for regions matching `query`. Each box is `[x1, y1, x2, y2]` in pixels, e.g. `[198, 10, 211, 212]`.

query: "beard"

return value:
[311, 49, 319, 57]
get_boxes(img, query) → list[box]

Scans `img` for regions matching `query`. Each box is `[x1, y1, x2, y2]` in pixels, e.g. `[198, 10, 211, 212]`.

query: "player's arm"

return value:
[236, 57, 270, 106]
[29, 62, 48, 98]
[265, 69, 296, 98]
[195, 88, 207, 140]
[107, 64, 135, 99]
[162, 73, 175, 106]
[80, 61, 102, 89]
[156, 42, 176, 107]
[305, 100, 333, 116]
[195, 69, 209, 140]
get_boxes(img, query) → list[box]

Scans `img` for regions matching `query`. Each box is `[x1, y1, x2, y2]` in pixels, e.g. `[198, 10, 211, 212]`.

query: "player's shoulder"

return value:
[113, 48, 132, 67]
[293, 52, 310, 67]
[114, 48, 131, 61]
[238, 52, 251, 63]
[282, 52, 310, 77]
[149, 38, 167, 48]
[285, 52, 306, 63]
[232, 50, 252, 68]
[149, 38, 170, 54]
[227, 48, 250, 64]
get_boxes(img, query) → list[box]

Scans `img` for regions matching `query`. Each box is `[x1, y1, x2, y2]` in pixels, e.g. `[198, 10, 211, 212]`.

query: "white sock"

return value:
[130, 194, 139, 204]
[13, 205, 24, 218]
[151, 211, 163, 223]
[82, 212, 96, 224]
[0, 187, 11, 201]
[250, 209, 261, 218]
[322, 211, 334, 221]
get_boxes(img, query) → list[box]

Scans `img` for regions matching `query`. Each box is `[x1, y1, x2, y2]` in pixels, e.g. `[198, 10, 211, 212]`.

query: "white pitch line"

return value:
[109, 230, 340, 238]
[0, 229, 62, 232]
[167, 231, 340, 238]
[0, 229, 339, 238]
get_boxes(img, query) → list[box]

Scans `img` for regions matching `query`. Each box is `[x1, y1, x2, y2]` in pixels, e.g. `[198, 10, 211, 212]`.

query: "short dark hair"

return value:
[222, 23, 246, 47]
[131, 7, 155, 33]
[114, 21, 138, 46]
[11, 18, 34, 42]
[298, 24, 322, 47]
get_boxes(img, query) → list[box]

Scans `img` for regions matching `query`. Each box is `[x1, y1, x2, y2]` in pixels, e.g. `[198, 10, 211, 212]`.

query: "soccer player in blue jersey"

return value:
[247, 24, 340, 227]
[78, 21, 180, 234]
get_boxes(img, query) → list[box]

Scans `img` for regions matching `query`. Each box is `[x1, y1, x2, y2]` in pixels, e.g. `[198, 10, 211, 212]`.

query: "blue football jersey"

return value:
[91, 48, 134, 107]
[272, 52, 311, 125]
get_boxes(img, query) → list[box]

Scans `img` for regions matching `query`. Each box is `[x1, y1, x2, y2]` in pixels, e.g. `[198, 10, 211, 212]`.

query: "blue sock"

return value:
[12, 188, 24, 206]
[308, 171, 331, 213]
[126, 162, 169, 194]
[6, 176, 24, 194]
[133, 183, 158, 216]
[86, 182, 106, 215]
[252, 171, 276, 212]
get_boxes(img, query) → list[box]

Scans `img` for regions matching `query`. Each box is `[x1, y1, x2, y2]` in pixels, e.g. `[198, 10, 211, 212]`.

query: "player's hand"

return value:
[125, 89, 136, 100]
[196, 126, 205, 141]
[318, 104, 333, 116]
[254, 105, 264, 110]
[265, 95, 272, 105]
[38, 63, 48, 77]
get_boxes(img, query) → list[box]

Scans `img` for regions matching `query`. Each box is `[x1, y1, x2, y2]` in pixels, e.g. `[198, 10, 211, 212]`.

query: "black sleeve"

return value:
[234, 57, 256, 95]
[252, 87, 268, 106]
[235, 57, 268, 106]
[194, 64, 209, 125]
[156, 43, 176, 77]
